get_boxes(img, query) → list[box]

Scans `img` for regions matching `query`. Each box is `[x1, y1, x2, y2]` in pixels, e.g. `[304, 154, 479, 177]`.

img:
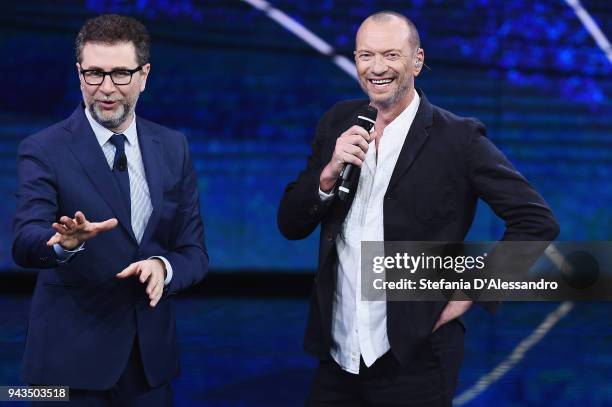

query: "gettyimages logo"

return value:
[361, 241, 609, 302]
[372, 252, 487, 274]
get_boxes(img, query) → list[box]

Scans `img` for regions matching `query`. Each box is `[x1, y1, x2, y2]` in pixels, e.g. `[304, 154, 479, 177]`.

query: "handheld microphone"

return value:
[338, 105, 378, 201]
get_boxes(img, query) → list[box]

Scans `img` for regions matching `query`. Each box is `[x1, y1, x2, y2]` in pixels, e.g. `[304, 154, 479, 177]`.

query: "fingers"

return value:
[119, 259, 164, 307]
[50, 212, 84, 240]
[116, 260, 161, 285]
[116, 261, 141, 279]
[149, 279, 164, 307]
[346, 134, 370, 153]
[141, 271, 160, 297]
[47, 226, 79, 249]
[60, 216, 76, 229]
[49, 220, 76, 247]
[331, 126, 373, 172]
[52, 216, 77, 235]
[55, 211, 117, 244]
[433, 309, 450, 333]
[46, 232, 62, 246]
[139, 266, 152, 284]
[432, 320, 443, 333]
[336, 153, 363, 168]
[345, 125, 373, 142]
[137, 260, 165, 307]
[74, 211, 86, 224]
[336, 147, 365, 168]
[339, 128, 371, 151]
[370, 129, 379, 141]
[146, 273, 158, 295]
[93, 218, 118, 232]
[432, 301, 473, 333]
[51, 223, 67, 234]
[344, 145, 367, 162]
[445, 300, 473, 319]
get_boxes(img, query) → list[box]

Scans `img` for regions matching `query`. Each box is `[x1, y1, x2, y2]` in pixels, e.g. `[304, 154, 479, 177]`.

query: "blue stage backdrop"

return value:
[1, 1, 610, 270]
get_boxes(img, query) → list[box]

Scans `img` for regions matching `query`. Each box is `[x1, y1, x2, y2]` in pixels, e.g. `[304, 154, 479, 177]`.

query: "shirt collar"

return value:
[384, 89, 421, 135]
[84, 106, 138, 147]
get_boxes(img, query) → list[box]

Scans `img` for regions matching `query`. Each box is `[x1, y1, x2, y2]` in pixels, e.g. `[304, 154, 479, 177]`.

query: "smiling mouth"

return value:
[369, 78, 394, 86]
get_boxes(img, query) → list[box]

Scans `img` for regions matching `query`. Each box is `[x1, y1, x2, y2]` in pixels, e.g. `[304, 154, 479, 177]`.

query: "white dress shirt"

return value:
[320, 91, 420, 373]
[53, 108, 172, 285]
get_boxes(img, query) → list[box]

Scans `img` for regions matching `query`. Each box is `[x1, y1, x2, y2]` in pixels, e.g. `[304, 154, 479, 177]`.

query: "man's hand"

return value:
[116, 259, 167, 307]
[319, 125, 376, 192]
[46, 211, 118, 250]
[432, 300, 473, 333]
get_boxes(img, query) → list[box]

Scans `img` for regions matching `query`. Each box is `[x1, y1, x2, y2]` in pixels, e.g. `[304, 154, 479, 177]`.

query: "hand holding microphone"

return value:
[319, 106, 378, 199]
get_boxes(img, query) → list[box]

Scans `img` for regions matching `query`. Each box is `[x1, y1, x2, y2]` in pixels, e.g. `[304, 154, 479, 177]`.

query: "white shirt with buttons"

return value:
[319, 91, 420, 373]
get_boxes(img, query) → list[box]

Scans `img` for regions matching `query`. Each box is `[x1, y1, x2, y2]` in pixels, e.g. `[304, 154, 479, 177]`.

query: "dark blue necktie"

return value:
[110, 134, 131, 220]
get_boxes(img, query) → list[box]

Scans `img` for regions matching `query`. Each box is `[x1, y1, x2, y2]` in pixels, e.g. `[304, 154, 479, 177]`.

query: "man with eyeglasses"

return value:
[278, 11, 558, 406]
[13, 14, 208, 406]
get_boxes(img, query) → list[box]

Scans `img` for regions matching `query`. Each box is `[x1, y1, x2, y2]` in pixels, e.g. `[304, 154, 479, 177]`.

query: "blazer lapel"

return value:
[136, 118, 163, 245]
[64, 106, 136, 242]
[387, 90, 434, 192]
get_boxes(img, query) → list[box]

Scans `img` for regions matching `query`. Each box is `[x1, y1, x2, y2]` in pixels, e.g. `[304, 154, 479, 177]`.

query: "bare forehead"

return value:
[81, 41, 138, 66]
[355, 18, 412, 50]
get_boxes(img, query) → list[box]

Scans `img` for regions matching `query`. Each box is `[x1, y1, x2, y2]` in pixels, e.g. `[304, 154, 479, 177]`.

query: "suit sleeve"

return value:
[465, 120, 559, 312]
[12, 137, 62, 269]
[465, 119, 560, 241]
[277, 108, 336, 240]
[163, 135, 209, 294]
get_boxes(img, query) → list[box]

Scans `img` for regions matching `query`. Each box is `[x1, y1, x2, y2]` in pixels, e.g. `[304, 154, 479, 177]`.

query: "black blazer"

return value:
[277, 89, 559, 366]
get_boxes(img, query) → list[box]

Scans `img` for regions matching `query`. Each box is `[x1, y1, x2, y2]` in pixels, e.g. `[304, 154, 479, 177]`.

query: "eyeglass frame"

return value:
[79, 65, 143, 86]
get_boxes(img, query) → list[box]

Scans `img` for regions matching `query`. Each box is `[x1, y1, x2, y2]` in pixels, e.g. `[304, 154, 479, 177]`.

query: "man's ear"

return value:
[139, 63, 151, 92]
[76, 62, 83, 89]
[413, 48, 425, 77]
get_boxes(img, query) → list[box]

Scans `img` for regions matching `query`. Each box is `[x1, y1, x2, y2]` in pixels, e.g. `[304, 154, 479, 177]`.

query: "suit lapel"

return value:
[137, 118, 163, 245]
[386, 90, 434, 192]
[64, 106, 136, 242]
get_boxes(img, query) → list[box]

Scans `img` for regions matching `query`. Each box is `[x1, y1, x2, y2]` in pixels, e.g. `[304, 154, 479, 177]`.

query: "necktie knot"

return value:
[110, 133, 126, 153]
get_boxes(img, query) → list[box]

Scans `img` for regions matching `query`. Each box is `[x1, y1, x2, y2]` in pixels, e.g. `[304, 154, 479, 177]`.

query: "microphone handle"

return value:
[337, 164, 354, 201]
[336, 111, 376, 201]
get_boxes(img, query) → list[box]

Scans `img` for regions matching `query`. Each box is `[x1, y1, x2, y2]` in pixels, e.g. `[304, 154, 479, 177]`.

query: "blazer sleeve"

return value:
[464, 120, 559, 313]
[277, 107, 336, 240]
[163, 135, 209, 294]
[465, 119, 560, 241]
[12, 137, 62, 269]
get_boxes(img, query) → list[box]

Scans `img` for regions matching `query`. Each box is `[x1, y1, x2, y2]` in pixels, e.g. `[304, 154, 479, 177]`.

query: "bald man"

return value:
[278, 11, 558, 406]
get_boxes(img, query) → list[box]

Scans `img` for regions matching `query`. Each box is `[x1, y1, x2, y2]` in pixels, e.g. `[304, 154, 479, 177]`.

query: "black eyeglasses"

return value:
[80, 66, 143, 85]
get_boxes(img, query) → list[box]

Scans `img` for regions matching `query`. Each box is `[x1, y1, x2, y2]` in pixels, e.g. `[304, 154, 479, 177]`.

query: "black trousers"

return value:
[33, 336, 172, 407]
[306, 319, 465, 407]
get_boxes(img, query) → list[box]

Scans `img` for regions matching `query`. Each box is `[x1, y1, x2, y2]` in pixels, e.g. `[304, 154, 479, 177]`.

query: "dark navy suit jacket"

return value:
[278, 89, 559, 367]
[13, 105, 208, 389]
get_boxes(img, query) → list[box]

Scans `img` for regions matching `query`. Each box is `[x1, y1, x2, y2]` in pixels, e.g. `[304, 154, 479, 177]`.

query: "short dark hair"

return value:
[75, 14, 150, 66]
[367, 11, 420, 49]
